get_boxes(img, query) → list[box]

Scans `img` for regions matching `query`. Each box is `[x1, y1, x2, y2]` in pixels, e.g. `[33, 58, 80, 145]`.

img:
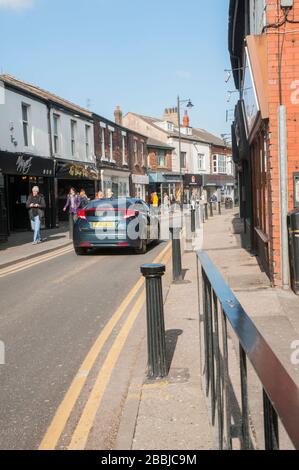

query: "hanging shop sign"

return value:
[183, 174, 203, 186]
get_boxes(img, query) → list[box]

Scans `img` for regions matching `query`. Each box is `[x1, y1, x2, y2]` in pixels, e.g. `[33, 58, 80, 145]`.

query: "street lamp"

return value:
[177, 96, 194, 205]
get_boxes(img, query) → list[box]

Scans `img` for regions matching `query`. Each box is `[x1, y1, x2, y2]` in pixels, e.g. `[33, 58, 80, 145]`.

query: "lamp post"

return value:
[177, 96, 194, 205]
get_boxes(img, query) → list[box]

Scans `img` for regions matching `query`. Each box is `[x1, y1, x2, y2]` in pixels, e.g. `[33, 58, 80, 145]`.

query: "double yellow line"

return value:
[0, 245, 73, 279]
[39, 242, 172, 450]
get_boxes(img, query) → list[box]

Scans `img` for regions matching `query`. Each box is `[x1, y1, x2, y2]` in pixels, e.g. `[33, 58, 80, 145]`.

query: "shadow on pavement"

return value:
[165, 329, 183, 374]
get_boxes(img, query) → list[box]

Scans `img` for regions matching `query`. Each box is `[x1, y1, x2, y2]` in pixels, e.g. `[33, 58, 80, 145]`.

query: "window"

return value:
[158, 150, 166, 167]
[197, 153, 205, 171]
[101, 128, 106, 160]
[141, 142, 145, 166]
[22, 103, 30, 147]
[109, 130, 114, 162]
[85, 125, 90, 159]
[213, 155, 227, 174]
[122, 134, 127, 165]
[218, 155, 227, 174]
[180, 151, 186, 169]
[53, 114, 60, 154]
[134, 140, 138, 164]
[213, 155, 218, 173]
[71, 120, 76, 156]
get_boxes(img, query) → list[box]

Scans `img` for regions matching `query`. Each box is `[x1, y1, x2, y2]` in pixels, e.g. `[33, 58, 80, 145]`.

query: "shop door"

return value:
[8, 176, 30, 231]
[0, 174, 8, 241]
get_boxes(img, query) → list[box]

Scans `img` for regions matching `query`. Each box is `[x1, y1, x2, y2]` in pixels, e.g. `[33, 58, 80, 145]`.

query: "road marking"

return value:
[69, 246, 172, 450]
[39, 242, 171, 450]
[68, 290, 146, 450]
[0, 246, 73, 278]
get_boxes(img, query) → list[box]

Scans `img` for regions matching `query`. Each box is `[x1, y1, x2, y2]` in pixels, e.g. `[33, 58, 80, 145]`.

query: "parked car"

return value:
[73, 197, 159, 255]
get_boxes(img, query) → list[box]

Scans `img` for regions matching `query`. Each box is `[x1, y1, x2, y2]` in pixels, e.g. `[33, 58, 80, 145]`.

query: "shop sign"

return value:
[0, 151, 54, 177]
[183, 174, 202, 186]
[131, 174, 149, 185]
[56, 161, 98, 180]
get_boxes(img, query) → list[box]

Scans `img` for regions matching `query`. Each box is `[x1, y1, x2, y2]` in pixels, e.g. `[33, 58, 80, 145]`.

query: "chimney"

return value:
[183, 110, 190, 128]
[114, 106, 123, 125]
[163, 107, 179, 126]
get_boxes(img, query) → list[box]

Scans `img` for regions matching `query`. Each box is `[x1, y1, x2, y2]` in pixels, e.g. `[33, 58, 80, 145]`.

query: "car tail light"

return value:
[80, 242, 91, 247]
[123, 209, 139, 219]
[77, 209, 87, 220]
[118, 242, 129, 247]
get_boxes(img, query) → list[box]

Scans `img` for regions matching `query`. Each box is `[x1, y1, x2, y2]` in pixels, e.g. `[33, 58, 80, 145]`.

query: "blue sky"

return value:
[0, 0, 235, 136]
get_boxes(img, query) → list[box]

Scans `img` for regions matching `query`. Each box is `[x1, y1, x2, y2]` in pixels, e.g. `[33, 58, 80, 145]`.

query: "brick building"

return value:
[229, 0, 299, 286]
[93, 109, 148, 199]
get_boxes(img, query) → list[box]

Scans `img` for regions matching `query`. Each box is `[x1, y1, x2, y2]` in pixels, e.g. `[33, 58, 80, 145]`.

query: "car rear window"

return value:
[86, 198, 134, 210]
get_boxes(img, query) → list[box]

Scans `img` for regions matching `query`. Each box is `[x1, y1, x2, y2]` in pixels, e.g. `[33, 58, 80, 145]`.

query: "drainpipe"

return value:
[278, 105, 289, 289]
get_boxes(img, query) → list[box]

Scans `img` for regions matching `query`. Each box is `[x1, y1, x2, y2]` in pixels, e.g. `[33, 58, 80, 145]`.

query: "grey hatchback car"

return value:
[73, 197, 159, 255]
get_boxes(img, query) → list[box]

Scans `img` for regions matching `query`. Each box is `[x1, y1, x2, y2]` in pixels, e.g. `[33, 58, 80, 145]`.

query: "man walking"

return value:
[26, 186, 46, 245]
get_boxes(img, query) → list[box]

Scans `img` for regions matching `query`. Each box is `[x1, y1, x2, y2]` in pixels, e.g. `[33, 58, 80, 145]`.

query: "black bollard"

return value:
[140, 264, 167, 379]
[191, 207, 196, 233]
[218, 201, 221, 215]
[209, 202, 214, 217]
[69, 213, 74, 240]
[195, 205, 200, 229]
[169, 227, 183, 282]
[205, 203, 208, 220]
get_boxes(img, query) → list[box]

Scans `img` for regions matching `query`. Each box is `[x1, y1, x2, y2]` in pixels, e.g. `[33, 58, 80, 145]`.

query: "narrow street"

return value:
[0, 242, 169, 450]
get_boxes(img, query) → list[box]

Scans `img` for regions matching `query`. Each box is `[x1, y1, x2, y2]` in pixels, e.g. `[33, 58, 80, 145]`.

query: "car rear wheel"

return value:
[74, 246, 88, 256]
[135, 238, 147, 255]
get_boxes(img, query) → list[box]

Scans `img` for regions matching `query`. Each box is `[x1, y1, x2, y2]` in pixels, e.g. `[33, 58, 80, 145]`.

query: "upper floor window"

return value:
[70, 120, 77, 156]
[53, 114, 60, 154]
[109, 128, 114, 162]
[134, 140, 138, 164]
[122, 133, 127, 165]
[158, 150, 166, 167]
[85, 125, 90, 159]
[141, 142, 145, 166]
[101, 127, 106, 160]
[22, 103, 30, 147]
[213, 154, 227, 174]
[180, 151, 186, 169]
[197, 153, 205, 171]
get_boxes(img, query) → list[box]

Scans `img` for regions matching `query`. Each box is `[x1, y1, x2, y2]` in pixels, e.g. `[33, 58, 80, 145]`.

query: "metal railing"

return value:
[197, 250, 299, 450]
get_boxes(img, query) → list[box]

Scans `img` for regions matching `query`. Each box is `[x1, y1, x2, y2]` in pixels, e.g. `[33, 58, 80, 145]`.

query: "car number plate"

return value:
[92, 222, 115, 228]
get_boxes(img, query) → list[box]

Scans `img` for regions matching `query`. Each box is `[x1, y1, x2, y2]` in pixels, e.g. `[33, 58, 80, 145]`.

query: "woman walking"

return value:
[63, 187, 80, 239]
[26, 186, 46, 245]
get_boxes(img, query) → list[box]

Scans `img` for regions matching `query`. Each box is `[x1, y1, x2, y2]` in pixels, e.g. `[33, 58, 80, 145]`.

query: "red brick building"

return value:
[93, 111, 148, 199]
[229, 0, 299, 287]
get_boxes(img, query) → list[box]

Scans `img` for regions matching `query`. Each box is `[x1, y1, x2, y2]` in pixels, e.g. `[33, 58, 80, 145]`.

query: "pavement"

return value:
[113, 207, 299, 451]
[0, 224, 71, 269]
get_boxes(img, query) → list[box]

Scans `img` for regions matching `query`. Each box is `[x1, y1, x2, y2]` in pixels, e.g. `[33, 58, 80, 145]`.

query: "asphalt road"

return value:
[0, 241, 168, 450]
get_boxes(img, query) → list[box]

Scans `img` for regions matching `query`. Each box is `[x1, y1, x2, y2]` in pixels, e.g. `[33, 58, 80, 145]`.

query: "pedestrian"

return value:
[152, 192, 159, 208]
[95, 191, 104, 200]
[63, 187, 80, 240]
[26, 186, 46, 245]
[79, 189, 89, 208]
[163, 192, 169, 214]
